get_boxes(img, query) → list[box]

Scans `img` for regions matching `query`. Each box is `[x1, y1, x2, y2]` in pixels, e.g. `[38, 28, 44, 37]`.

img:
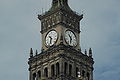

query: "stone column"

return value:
[73, 62, 76, 77]
[29, 70, 32, 80]
[48, 62, 51, 78]
[41, 65, 44, 78]
[60, 58, 64, 77]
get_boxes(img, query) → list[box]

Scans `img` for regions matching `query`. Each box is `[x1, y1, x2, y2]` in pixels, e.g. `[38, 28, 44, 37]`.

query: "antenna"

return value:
[40, 0, 44, 14]
[45, 0, 47, 12]
[39, 0, 41, 14]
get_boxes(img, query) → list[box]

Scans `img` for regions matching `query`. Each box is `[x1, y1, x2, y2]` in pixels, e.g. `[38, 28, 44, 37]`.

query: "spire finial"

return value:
[79, 47, 82, 52]
[30, 48, 33, 58]
[89, 48, 92, 57]
[35, 50, 38, 56]
[50, 0, 71, 11]
[85, 49, 87, 55]
[52, 0, 68, 6]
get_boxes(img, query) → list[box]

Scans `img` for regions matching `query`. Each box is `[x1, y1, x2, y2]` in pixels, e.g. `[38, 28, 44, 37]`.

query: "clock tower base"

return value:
[28, 44, 94, 80]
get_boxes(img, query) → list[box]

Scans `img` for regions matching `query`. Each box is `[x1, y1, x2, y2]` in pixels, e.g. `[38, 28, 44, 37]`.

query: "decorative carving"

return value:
[38, 7, 83, 34]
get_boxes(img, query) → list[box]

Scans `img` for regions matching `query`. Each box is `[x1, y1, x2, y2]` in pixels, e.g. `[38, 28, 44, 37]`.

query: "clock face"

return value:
[65, 30, 77, 46]
[45, 30, 58, 46]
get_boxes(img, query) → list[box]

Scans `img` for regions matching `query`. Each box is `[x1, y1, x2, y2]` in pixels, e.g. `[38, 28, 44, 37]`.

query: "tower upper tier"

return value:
[38, 0, 82, 20]
[38, 0, 83, 34]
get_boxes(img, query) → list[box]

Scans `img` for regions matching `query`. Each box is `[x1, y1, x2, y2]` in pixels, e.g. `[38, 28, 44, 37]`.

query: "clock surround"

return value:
[64, 30, 77, 47]
[45, 30, 58, 47]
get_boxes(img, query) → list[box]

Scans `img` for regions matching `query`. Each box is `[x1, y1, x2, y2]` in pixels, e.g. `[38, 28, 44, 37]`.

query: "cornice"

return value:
[40, 22, 81, 34]
[28, 44, 94, 66]
[38, 7, 83, 21]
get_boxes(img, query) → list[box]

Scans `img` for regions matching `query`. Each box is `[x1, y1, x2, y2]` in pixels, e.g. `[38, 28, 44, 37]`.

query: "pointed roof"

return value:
[49, 0, 72, 12]
[38, 0, 83, 21]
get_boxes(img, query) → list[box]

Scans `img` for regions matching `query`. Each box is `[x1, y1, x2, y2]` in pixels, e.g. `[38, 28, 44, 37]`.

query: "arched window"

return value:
[56, 62, 60, 75]
[76, 67, 79, 77]
[69, 64, 72, 76]
[51, 65, 55, 77]
[87, 72, 90, 80]
[44, 67, 48, 77]
[82, 70, 85, 77]
[33, 73, 36, 80]
[64, 62, 68, 75]
[37, 71, 41, 79]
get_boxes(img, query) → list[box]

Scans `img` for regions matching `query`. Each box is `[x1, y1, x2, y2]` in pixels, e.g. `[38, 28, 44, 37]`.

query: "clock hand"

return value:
[68, 34, 72, 44]
[49, 36, 52, 44]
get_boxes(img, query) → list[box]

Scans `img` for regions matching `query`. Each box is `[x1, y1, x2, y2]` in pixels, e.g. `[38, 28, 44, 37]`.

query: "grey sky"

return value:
[0, 0, 120, 80]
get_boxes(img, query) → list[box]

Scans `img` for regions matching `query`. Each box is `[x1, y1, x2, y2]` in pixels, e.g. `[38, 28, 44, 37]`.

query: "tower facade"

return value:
[28, 0, 94, 80]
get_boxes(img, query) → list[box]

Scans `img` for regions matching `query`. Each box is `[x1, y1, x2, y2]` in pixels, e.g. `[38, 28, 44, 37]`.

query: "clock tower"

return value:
[28, 0, 94, 80]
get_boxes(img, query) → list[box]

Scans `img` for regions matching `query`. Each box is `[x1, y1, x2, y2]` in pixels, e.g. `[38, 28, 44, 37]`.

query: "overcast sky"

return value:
[0, 0, 120, 80]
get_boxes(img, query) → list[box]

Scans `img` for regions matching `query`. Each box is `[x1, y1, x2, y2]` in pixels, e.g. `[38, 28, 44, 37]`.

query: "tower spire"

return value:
[30, 48, 33, 58]
[85, 49, 87, 55]
[35, 50, 38, 56]
[89, 48, 92, 57]
[50, 0, 71, 11]
[52, 0, 68, 6]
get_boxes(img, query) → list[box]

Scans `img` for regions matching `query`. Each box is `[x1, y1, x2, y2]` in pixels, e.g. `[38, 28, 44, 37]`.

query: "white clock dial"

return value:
[45, 30, 58, 46]
[65, 30, 77, 46]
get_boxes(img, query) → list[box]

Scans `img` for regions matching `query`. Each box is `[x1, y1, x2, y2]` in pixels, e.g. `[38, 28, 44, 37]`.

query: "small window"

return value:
[87, 72, 90, 80]
[33, 73, 36, 80]
[44, 67, 48, 77]
[56, 62, 60, 75]
[69, 64, 72, 76]
[64, 62, 68, 75]
[51, 65, 55, 77]
[82, 70, 85, 77]
[38, 71, 41, 79]
[76, 67, 79, 77]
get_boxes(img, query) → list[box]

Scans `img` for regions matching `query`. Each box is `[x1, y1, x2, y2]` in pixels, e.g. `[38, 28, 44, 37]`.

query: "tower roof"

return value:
[38, 0, 83, 21]
[49, 0, 72, 12]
